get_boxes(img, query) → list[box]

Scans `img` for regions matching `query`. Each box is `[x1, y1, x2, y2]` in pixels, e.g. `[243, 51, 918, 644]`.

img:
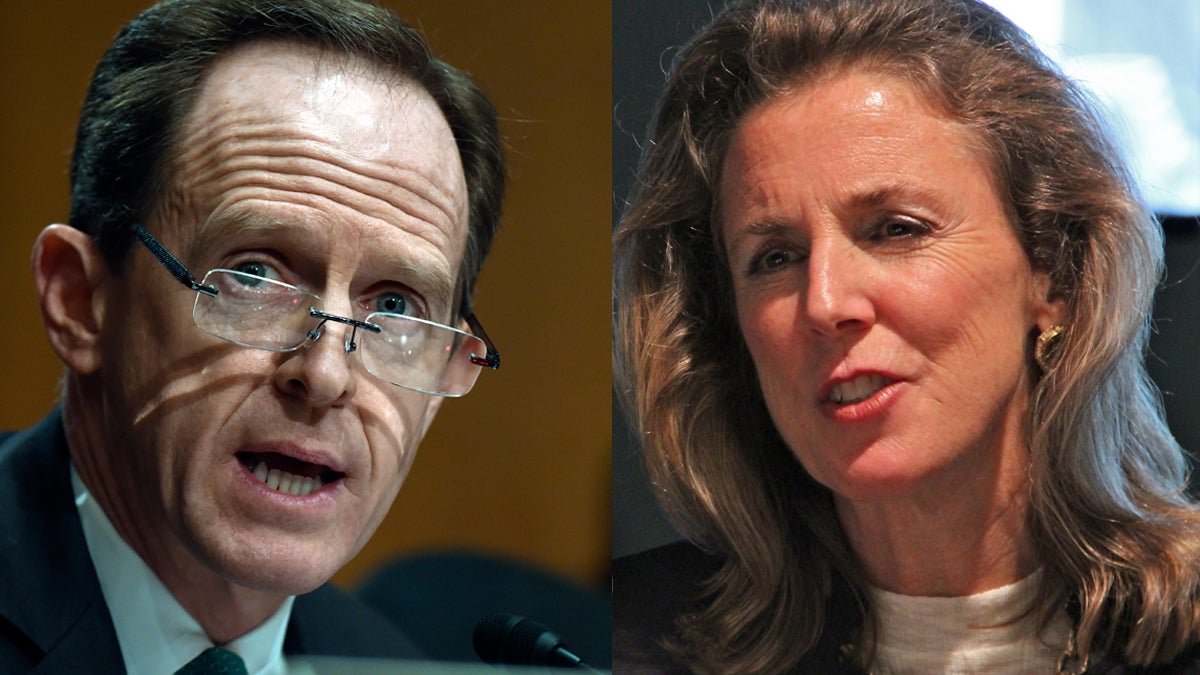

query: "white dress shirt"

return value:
[72, 465, 294, 675]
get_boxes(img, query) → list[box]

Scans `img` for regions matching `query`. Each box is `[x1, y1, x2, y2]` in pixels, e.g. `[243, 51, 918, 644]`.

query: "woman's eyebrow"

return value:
[726, 220, 793, 255]
[843, 183, 949, 213]
[726, 183, 952, 249]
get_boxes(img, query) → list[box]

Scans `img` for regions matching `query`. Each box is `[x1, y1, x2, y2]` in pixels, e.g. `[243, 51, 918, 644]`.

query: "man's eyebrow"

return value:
[198, 211, 458, 314]
[199, 210, 294, 240]
[375, 249, 457, 315]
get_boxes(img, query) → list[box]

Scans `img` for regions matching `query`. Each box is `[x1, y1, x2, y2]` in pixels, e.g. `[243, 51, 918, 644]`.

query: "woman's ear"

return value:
[1032, 272, 1068, 332]
[32, 224, 110, 375]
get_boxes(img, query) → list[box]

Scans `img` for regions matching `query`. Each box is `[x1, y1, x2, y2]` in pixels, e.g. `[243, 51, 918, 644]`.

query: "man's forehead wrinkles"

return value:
[200, 200, 451, 264]
[173, 116, 466, 231]
[160, 40, 470, 321]
[177, 156, 460, 255]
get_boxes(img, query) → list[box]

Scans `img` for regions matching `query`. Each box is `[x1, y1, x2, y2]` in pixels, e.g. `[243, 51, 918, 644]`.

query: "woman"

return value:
[612, 0, 1200, 672]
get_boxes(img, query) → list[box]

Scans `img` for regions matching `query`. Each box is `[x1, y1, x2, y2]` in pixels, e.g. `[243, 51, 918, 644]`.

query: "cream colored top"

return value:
[869, 570, 1072, 674]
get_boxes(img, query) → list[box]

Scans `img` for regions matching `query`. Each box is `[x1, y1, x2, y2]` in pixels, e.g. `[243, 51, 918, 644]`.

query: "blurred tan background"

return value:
[0, 2, 611, 591]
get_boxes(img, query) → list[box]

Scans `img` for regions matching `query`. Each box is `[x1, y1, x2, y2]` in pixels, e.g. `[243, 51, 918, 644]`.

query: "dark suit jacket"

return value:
[613, 540, 862, 674]
[0, 409, 423, 673]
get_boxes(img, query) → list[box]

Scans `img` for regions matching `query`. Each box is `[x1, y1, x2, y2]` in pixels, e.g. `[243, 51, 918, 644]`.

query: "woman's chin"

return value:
[823, 457, 944, 504]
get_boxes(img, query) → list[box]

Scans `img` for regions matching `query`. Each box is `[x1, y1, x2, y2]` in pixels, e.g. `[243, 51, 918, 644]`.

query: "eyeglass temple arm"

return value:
[463, 309, 500, 370]
[133, 225, 218, 297]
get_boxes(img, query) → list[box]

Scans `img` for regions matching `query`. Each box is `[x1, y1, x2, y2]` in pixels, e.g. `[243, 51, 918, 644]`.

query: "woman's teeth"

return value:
[829, 374, 890, 404]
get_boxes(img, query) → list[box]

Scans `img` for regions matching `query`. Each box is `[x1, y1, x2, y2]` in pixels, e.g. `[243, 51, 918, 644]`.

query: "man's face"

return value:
[95, 42, 469, 594]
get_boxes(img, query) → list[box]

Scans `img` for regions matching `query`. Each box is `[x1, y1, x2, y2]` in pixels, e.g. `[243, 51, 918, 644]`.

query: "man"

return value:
[0, 0, 504, 672]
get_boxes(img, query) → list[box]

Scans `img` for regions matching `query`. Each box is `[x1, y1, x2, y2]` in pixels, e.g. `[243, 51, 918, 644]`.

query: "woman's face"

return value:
[719, 70, 1063, 503]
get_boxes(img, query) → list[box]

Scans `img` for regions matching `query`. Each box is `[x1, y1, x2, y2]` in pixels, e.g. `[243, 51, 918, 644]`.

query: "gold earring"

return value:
[1035, 325, 1064, 372]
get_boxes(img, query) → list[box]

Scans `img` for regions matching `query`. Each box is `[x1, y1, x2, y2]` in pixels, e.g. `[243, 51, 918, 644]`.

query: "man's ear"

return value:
[32, 224, 110, 375]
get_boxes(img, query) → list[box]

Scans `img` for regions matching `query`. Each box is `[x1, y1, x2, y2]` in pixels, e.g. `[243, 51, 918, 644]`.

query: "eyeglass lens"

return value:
[192, 269, 486, 396]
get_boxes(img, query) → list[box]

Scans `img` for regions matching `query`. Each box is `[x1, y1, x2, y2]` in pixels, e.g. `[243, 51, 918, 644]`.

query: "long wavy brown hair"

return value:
[613, 0, 1200, 671]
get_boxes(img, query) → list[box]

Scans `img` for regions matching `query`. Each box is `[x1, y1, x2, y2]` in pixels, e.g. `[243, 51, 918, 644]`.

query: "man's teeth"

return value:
[830, 374, 890, 404]
[252, 461, 323, 496]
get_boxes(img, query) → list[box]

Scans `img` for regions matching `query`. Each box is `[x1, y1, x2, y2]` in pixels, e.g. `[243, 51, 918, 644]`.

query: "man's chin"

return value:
[182, 467, 367, 594]
[219, 551, 342, 597]
[191, 527, 352, 597]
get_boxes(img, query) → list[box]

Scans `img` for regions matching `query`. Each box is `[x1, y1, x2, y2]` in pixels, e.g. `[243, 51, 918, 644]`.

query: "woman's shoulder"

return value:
[612, 539, 721, 674]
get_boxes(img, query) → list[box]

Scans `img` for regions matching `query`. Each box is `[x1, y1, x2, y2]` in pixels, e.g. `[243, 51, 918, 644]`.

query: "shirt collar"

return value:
[72, 464, 294, 675]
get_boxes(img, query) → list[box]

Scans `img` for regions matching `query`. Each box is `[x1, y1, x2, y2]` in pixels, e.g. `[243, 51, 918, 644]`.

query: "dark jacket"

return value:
[613, 540, 862, 674]
[0, 409, 422, 673]
[613, 539, 1200, 674]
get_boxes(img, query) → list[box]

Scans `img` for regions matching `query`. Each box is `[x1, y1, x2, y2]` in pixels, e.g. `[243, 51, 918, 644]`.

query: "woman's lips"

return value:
[820, 373, 904, 421]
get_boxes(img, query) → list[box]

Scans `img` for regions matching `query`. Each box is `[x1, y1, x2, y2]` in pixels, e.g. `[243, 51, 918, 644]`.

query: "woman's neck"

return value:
[835, 443, 1037, 597]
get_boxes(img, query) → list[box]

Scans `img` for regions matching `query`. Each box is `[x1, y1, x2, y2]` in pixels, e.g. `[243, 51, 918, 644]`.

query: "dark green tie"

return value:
[174, 646, 249, 675]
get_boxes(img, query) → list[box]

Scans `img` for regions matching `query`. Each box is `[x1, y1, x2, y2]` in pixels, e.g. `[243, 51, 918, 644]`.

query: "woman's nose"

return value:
[804, 239, 875, 337]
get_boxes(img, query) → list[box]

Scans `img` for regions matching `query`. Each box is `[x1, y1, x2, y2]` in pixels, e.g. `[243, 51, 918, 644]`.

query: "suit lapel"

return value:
[0, 411, 423, 670]
[0, 410, 125, 673]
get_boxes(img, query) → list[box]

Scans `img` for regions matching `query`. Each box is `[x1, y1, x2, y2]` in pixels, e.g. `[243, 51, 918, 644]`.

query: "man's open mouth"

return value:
[237, 451, 345, 497]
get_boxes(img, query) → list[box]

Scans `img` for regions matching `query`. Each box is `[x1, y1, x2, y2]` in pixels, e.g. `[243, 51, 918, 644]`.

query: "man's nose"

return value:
[804, 239, 875, 337]
[273, 311, 359, 407]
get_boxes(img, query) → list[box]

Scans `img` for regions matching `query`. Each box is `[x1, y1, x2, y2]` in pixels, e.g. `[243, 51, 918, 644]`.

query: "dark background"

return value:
[612, 0, 717, 558]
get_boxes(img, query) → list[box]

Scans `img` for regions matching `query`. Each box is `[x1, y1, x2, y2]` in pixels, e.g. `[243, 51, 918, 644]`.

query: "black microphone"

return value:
[473, 612, 600, 671]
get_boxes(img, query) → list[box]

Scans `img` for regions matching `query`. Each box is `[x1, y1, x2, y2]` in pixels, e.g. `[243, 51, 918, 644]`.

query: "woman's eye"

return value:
[748, 247, 802, 275]
[373, 292, 416, 316]
[763, 250, 792, 268]
[874, 217, 930, 241]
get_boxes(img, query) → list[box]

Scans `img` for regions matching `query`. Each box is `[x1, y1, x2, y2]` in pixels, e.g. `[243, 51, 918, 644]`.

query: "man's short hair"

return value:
[70, 0, 504, 306]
